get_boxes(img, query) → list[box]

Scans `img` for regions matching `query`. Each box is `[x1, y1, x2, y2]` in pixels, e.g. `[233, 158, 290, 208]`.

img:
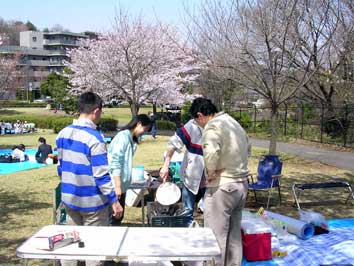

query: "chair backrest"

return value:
[257, 155, 282, 186]
[53, 183, 66, 224]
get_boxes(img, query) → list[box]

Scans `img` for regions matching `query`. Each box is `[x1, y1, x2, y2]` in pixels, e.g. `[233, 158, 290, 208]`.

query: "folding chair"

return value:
[53, 183, 66, 225]
[248, 155, 282, 209]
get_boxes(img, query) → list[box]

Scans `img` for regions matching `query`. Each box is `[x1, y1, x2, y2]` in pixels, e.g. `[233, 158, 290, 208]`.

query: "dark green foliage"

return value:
[25, 21, 37, 31]
[0, 115, 118, 134]
[98, 118, 119, 132]
[40, 72, 77, 115]
[156, 120, 177, 131]
[229, 111, 252, 129]
[181, 101, 192, 124]
[0, 101, 46, 107]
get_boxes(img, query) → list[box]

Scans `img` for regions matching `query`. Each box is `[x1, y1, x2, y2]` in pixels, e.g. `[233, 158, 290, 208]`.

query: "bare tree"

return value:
[186, 0, 314, 154]
[288, 0, 353, 110]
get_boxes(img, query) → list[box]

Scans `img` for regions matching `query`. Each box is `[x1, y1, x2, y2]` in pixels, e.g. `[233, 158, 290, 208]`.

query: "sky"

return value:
[0, 0, 202, 33]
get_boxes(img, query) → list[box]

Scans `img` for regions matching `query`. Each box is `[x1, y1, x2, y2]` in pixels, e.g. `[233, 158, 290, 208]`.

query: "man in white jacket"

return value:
[189, 97, 249, 266]
[160, 119, 205, 226]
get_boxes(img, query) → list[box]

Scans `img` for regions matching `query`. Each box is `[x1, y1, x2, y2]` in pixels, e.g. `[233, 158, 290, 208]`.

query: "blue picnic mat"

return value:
[242, 218, 354, 266]
[0, 149, 51, 174]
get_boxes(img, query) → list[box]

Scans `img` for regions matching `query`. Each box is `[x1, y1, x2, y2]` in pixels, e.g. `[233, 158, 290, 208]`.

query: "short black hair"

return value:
[78, 92, 103, 114]
[38, 137, 46, 144]
[189, 97, 218, 118]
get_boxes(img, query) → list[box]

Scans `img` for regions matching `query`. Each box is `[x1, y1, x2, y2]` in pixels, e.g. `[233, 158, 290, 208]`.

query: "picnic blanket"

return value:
[0, 149, 52, 174]
[273, 228, 354, 266]
[243, 219, 354, 266]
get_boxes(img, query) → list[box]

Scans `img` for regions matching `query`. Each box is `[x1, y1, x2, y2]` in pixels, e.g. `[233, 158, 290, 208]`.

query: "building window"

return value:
[32, 37, 37, 42]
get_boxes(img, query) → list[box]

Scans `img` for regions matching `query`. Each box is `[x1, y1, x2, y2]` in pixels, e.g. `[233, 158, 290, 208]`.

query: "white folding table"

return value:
[17, 225, 221, 265]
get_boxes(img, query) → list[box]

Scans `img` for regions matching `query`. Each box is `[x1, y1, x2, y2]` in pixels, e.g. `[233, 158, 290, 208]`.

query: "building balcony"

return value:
[32, 71, 50, 77]
[25, 60, 50, 67]
[43, 39, 81, 46]
[49, 61, 65, 66]
[49, 50, 68, 56]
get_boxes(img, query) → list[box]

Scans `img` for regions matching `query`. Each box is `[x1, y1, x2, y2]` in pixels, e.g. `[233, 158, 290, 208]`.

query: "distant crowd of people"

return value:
[0, 120, 36, 135]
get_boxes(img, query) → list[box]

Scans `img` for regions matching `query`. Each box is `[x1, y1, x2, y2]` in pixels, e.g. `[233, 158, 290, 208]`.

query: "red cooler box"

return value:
[241, 217, 272, 261]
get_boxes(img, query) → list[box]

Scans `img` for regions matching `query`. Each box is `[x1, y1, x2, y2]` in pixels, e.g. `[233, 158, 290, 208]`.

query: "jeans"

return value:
[151, 123, 157, 138]
[182, 185, 206, 226]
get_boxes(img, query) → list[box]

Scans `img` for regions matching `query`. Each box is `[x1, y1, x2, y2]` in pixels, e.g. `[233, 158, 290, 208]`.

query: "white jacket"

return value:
[167, 119, 204, 194]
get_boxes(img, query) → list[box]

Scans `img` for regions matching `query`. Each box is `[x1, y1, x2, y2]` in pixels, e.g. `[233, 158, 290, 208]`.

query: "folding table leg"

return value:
[21, 258, 28, 266]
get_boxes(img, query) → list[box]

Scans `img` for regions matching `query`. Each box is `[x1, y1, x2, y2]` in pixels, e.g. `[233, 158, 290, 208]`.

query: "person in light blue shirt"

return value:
[108, 114, 152, 225]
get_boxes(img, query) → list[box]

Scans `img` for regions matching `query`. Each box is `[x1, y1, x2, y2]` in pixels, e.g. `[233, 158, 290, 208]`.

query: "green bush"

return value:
[52, 118, 73, 133]
[98, 118, 119, 132]
[0, 115, 118, 134]
[181, 101, 192, 124]
[0, 101, 46, 108]
[156, 120, 177, 130]
[229, 111, 252, 129]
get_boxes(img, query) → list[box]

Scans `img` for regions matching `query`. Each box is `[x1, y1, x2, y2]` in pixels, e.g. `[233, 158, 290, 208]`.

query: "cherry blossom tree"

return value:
[0, 33, 18, 100]
[67, 11, 200, 116]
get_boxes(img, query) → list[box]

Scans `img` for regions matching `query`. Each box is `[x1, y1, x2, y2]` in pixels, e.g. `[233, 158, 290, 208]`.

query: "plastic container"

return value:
[241, 218, 272, 261]
[133, 165, 145, 181]
[242, 230, 272, 261]
[169, 161, 182, 183]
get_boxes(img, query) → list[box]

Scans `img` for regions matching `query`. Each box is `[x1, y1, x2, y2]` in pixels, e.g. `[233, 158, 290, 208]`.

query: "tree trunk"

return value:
[152, 103, 157, 114]
[269, 106, 278, 155]
[130, 102, 139, 117]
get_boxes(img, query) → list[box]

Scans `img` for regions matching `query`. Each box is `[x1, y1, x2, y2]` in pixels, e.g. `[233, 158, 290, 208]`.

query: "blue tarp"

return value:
[0, 149, 50, 174]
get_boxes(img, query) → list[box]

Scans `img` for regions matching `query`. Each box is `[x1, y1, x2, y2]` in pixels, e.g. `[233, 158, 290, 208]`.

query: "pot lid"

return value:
[156, 182, 181, 206]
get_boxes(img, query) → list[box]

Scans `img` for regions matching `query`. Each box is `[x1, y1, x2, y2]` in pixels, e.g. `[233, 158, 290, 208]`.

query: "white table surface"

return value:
[17, 225, 221, 262]
[17, 225, 128, 261]
[119, 227, 221, 261]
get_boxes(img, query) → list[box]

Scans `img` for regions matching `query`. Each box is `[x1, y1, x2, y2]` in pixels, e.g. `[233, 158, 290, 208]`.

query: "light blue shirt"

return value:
[108, 129, 137, 193]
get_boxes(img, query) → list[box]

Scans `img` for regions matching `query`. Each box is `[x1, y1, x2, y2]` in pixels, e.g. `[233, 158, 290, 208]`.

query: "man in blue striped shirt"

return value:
[56, 92, 122, 266]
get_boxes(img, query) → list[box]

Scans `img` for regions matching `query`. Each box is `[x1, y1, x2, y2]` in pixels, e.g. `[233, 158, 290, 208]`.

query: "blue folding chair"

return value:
[248, 155, 282, 209]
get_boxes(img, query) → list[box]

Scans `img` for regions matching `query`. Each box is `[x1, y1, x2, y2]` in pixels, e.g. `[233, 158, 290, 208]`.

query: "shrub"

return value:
[0, 101, 47, 108]
[0, 115, 118, 134]
[98, 118, 119, 132]
[156, 120, 177, 131]
[229, 111, 252, 129]
[181, 101, 192, 124]
[52, 118, 73, 133]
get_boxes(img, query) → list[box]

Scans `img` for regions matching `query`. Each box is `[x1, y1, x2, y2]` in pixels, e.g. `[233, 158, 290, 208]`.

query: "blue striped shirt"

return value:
[56, 118, 117, 212]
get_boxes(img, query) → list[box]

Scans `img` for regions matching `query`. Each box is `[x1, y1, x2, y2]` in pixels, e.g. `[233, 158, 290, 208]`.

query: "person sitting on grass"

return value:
[35, 137, 54, 164]
[12, 144, 29, 162]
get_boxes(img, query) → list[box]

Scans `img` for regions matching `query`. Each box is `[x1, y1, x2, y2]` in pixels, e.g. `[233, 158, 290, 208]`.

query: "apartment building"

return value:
[0, 31, 88, 100]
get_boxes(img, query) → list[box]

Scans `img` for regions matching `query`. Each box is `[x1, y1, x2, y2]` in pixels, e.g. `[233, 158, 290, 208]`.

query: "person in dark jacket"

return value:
[35, 137, 53, 163]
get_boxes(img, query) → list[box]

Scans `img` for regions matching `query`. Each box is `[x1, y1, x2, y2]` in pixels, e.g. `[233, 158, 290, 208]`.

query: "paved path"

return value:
[250, 138, 354, 172]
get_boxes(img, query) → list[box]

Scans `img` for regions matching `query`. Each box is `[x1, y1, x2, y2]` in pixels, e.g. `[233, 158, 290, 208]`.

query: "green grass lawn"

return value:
[0, 108, 353, 265]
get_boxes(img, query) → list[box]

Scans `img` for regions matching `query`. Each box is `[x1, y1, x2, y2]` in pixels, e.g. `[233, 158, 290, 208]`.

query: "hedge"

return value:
[0, 101, 47, 108]
[156, 120, 177, 131]
[1, 116, 119, 134]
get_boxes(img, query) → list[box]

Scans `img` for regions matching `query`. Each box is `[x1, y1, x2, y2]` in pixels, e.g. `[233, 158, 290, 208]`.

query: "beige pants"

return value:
[204, 181, 248, 266]
[60, 206, 109, 266]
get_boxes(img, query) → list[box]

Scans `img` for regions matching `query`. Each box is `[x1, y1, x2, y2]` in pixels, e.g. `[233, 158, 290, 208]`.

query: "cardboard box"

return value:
[242, 230, 272, 261]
